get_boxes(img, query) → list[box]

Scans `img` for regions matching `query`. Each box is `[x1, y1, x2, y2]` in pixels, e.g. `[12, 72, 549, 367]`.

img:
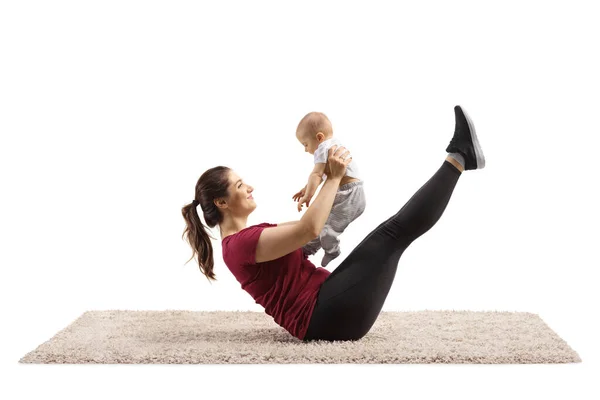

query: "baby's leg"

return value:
[302, 237, 322, 257]
[320, 182, 366, 266]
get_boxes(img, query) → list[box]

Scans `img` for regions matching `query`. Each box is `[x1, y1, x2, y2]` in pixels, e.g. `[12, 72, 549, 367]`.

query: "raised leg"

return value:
[304, 160, 462, 341]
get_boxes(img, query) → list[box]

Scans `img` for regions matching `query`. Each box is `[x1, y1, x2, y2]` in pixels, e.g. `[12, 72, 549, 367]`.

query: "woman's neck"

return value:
[219, 216, 249, 239]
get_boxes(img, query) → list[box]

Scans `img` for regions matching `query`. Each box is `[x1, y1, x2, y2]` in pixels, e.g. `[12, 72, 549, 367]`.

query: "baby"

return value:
[292, 111, 366, 267]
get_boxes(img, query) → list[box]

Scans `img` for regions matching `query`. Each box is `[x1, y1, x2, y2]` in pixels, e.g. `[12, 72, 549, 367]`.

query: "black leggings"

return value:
[303, 161, 462, 341]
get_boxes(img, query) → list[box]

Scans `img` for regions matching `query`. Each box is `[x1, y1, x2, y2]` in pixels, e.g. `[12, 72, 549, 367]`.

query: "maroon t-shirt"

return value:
[221, 222, 331, 340]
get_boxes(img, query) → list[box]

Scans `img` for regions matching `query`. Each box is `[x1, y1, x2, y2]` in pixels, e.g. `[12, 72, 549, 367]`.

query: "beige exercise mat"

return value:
[19, 310, 581, 364]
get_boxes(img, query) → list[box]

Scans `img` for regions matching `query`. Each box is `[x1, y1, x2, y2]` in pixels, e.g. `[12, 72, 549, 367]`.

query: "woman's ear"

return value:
[214, 198, 228, 210]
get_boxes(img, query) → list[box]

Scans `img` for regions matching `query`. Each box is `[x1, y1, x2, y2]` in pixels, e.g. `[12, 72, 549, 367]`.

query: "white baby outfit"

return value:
[302, 137, 367, 267]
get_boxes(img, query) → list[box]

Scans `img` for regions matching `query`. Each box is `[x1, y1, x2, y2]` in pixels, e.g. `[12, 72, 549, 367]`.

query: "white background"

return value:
[1, 0, 599, 399]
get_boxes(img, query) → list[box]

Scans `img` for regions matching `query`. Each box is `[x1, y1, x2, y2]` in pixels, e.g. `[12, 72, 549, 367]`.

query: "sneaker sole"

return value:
[462, 107, 485, 169]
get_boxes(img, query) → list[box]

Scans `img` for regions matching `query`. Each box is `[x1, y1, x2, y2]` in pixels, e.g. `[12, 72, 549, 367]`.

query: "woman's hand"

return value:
[327, 145, 352, 179]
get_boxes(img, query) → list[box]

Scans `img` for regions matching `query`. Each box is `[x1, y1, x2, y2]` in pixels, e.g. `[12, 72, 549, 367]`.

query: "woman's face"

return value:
[223, 170, 256, 216]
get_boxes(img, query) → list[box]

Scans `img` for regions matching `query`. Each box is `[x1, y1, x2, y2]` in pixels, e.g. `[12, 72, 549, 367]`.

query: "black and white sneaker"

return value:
[446, 105, 485, 170]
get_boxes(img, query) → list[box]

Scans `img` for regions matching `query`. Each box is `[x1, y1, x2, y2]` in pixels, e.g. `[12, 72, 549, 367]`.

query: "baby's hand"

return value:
[297, 194, 313, 212]
[292, 187, 306, 203]
[297, 197, 307, 212]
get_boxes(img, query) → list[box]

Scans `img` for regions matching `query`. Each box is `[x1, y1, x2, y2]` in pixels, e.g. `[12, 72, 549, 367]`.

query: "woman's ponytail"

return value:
[181, 166, 231, 281]
[181, 202, 216, 281]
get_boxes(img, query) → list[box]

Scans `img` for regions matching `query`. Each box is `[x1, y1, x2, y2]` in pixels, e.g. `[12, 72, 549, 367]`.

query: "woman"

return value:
[181, 105, 485, 342]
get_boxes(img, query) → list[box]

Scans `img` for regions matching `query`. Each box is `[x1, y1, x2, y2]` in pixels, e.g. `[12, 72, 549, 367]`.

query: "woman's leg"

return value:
[304, 159, 462, 341]
[303, 105, 485, 342]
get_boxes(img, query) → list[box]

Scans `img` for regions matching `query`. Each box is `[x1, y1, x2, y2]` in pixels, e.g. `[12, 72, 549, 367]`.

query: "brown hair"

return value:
[181, 166, 231, 281]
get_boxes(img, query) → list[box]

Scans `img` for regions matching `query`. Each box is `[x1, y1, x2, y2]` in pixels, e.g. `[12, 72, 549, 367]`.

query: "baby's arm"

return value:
[305, 163, 326, 199]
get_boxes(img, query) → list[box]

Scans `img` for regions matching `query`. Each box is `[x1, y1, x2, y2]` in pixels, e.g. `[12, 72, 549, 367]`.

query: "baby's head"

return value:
[295, 112, 333, 155]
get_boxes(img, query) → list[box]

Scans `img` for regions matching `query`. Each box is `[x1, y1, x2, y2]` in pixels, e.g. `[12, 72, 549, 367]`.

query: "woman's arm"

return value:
[277, 221, 299, 227]
[255, 177, 342, 263]
[254, 145, 350, 264]
[299, 176, 342, 234]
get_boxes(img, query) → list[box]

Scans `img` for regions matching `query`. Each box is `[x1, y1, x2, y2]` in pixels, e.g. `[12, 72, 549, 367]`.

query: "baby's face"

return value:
[296, 131, 322, 155]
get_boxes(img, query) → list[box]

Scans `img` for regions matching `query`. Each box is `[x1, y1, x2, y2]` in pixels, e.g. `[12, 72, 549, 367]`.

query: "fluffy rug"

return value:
[19, 310, 581, 364]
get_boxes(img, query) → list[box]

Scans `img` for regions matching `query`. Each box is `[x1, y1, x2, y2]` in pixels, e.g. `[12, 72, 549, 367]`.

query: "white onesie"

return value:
[313, 138, 360, 181]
